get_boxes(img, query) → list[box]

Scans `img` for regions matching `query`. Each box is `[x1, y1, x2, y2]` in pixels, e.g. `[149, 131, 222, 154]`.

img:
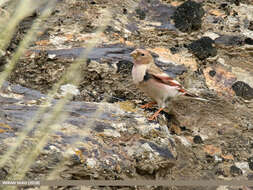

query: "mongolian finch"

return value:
[130, 48, 202, 120]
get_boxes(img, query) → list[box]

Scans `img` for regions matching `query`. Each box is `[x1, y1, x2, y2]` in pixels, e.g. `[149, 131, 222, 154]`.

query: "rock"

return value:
[209, 70, 216, 77]
[203, 32, 220, 40]
[230, 165, 243, 176]
[0, 82, 176, 180]
[248, 173, 253, 180]
[172, 0, 205, 33]
[59, 84, 80, 97]
[193, 135, 203, 144]
[3, 0, 253, 184]
[86, 158, 97, 169]
[122, 8, 127, 15]
[136, 0, 176, 31]
[116, 60, 133, 74]
[232, 81, 253, 100]
[215, 35, 244, 46]
[235, 162, 250, 174]
[249, 21, 253, 31]
[248, 157, 253, 170]
[203, 66, 237, 96]
[135, 8, 146, 20]
[245, 38, 253, 45]
[149, 47, 198, 71]
[230, 0, 241, 5]
[187, 37, 217, 60]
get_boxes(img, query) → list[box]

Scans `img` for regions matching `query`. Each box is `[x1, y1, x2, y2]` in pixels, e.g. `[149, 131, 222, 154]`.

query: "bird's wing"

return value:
[147, 64, 186, 93]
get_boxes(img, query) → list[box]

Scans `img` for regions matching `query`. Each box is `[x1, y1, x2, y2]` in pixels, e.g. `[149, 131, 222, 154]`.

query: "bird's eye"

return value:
[141, 53, 145, 56]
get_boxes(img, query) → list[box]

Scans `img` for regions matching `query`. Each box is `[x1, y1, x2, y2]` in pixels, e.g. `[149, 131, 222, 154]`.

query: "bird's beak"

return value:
[130, 51, 138, 59]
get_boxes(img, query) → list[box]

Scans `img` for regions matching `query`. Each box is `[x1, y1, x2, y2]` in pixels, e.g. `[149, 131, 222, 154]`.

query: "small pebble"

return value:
[135, 8, 146, 20]
[209, 70, 216, 77]
[123, 8, 127, 14]
[245, 38, 253, 45]
[215, 35, 244, 46]
[230, 165, 243, 176]
[232, 81, 253, 100]
[248, 21, 253, 31]
[193, 135, 203, 144]
[248, 156, 253, 170]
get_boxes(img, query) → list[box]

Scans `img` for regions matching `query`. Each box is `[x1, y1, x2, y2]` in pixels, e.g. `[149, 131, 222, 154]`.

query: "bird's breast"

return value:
[132, 64, 147, 84]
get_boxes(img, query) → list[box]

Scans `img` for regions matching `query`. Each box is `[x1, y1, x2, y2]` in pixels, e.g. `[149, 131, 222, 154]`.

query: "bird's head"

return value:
[130, 49, 153, 65]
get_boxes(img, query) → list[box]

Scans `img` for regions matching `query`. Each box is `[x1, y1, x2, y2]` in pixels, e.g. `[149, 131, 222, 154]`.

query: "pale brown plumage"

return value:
[130, 48, 195, 120]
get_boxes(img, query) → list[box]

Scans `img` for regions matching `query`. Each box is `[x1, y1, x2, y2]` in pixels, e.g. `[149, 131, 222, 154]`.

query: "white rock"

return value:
[103, 129, 121, 137]
[235, 162, 249, 174]
[86, 158, 97, 168]
[216, 186, 229, 190]
[48, 54, 56, 59]
[60, 84, 80, 96]
[141, 143, 154, 152]
[137, 123, 160, 136]
[203, 32, 220, 40]
[176, 136, 191, 147]
[214, 155, 222, 162]
[217, 58, 225, 65]
[112, 123, 127, 132]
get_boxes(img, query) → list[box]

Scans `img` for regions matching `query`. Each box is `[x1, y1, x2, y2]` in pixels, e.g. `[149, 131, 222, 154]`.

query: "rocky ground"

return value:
[0, 0, 253, 189]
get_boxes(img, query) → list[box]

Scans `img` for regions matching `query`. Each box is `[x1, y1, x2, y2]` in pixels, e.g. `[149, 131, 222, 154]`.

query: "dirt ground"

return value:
[1, 0, 253, 189]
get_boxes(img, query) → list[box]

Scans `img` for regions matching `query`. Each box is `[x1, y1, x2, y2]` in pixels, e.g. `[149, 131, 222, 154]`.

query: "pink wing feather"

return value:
[147, 64, 187, 94]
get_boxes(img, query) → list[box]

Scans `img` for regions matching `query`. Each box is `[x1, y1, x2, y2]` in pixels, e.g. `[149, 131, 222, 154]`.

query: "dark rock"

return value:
[180, 126, 188, 131]
[123, 8, 127, 14]
[0, 54, 9, 72]
[193, 135, 203, 144]
[170, 47, 179, 54]
[249, 21, 253, 31]
[215, 166, 227, 177]
[187, 37, 217, 60]
[232, 81, 253, 100]
[230, 0, 240, 6]
[219, 3, 228, 9]
[218, 129, 225, 135]
[215, 35, 244, 46]
[90, 1, 96, 5]
[0, 168, 8, 180]
[209, 70, 216, 77]
[172, 0, 205, 33]
[147, 142, 175, 159]
[249, 162, 253, 171]
[170, 44, 184, 54]
[116, 60, 133, 74]
[155, 61, 187, 78]
[230, 165, 243, 176]
[135, 8, 146, 20]
[206, 155, 215, 163]
[219, 2, 231, 15]
[245, 38, 253, 45]
[248, 157, 253, 170]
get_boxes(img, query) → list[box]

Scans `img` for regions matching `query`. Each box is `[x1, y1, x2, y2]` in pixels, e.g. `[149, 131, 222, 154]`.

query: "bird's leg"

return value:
[148, 107, 164, 121]
[140, 101, 156, 109]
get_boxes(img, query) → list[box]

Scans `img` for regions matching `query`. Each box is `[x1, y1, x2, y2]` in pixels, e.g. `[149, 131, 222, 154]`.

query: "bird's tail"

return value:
[184, 91, 209, 102]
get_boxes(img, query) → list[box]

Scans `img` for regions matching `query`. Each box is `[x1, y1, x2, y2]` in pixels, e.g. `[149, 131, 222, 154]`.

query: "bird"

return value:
[130, 48, 202, 121]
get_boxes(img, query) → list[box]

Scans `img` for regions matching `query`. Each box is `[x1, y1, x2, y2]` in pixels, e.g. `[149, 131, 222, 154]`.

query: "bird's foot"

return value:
[148, 107, 164, 121]
[140, 102, 156, 109]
